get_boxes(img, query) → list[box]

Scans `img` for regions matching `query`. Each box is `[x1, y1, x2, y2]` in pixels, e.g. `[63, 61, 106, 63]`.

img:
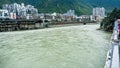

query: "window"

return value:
[4, 13, 8, 16]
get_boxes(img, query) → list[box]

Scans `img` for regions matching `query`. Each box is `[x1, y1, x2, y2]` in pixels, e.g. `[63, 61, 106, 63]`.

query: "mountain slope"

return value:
[83, 0, 120, 12]
[0, 0, 120, 15]
[0, 0, 92, 15]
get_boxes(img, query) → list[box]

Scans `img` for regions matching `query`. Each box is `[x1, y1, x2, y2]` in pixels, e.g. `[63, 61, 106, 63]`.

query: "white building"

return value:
[77, 15, 91, 22]
[62, 9, 76, 22]
[10, 12, 16, 19]
[93, 7, 106, 22]
[2, 3, 38, 19]
[63, 9, 75, 17]
[0, 9, 9, 19]
[51, 12, 57, 20]
[93, 7, 105, 17]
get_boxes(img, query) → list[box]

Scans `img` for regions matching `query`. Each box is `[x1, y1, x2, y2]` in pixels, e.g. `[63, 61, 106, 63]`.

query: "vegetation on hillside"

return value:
[84, 0, 120, 8]
[100, 8, 120, 31]
[0, 0, 120, 15]
[0, 0, 92, 15]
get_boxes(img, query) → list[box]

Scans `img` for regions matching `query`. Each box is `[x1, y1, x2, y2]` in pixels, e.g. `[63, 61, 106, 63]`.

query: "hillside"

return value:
[0, 0, 120, 15]
[83, 0, 120, 12]
[0, 0, 92, 15]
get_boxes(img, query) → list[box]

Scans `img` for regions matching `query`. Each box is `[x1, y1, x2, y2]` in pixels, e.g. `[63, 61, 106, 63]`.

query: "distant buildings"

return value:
[76, 15, 98, 23]
[63, 10, 75, 17]
[77, 15, 91, 22]
[37, 10, 76, 22]
[93, 7, 106, 22]
[2, 3, 38, 19]
[37, 13, 63, 22]
[63, 10, 76, 22]
[93, 7, 105, 17]
[0, 3, 104, 23]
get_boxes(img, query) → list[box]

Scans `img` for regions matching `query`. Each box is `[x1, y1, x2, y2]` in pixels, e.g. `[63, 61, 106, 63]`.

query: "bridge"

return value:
[104, 20, 120, 68]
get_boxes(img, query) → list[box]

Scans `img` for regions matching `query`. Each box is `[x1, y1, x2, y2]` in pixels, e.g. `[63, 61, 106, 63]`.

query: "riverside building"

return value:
[93, 7, 106, 22]
[2, 3, 38, 19]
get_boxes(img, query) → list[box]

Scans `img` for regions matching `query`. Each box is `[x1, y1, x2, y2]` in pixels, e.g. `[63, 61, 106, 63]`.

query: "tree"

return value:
[101, 8, 120, 31]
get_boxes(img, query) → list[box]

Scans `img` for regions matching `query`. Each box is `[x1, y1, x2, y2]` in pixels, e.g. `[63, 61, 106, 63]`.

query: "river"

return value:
[0, 24, 111, 68]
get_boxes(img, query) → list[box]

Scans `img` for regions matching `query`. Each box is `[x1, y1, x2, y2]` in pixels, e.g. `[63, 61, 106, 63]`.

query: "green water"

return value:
[0, 25, 111, 68]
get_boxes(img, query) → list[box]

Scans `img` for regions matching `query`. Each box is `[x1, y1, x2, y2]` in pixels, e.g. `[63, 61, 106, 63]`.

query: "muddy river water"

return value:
[0, 24, 111, 68]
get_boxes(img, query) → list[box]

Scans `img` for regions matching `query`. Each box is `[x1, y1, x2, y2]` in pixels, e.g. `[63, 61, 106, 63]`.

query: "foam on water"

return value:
[0, 25, 111, 68]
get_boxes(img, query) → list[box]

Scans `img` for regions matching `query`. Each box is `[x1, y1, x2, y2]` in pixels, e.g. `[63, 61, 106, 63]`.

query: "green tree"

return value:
[101, 8, 120, 31]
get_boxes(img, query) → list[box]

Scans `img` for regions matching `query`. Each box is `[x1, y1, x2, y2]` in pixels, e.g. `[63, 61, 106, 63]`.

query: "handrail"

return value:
[110, 21, 119, 68]
[104, 21, 120, 68]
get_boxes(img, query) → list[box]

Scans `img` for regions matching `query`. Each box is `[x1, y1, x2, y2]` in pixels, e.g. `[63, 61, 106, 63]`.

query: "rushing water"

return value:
[0, 24, 111, 68]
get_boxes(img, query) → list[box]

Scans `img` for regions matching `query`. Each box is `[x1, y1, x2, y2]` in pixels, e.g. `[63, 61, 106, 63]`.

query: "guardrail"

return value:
[104, 21, 120, 68]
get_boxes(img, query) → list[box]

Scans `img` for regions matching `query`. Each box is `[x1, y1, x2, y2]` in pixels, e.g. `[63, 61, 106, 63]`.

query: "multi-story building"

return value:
[2, 3, 38, 19]
[63, 9, 76, 22]
[93, 7, 105, 17]
[93, 7, 106, 21]
[63, 9, 75, 17]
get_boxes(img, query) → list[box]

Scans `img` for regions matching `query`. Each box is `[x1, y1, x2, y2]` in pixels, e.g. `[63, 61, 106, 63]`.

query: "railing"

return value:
[104, 21, 120, 68]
